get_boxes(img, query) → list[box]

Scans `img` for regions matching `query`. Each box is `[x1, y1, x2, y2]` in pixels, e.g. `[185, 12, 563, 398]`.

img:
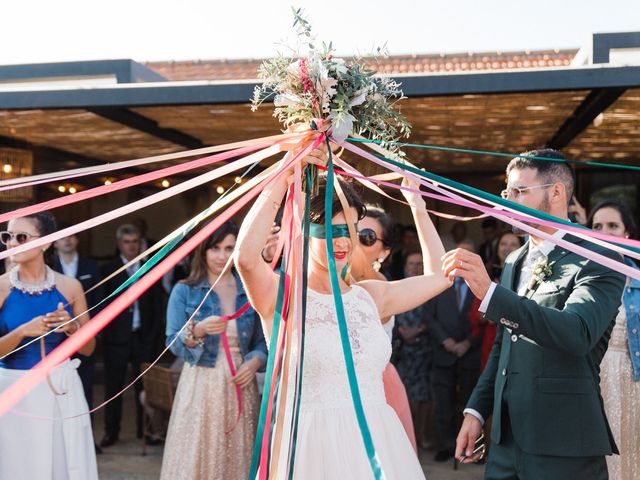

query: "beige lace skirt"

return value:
[160, 359, 259, 480]
[600, 308, 640, 480]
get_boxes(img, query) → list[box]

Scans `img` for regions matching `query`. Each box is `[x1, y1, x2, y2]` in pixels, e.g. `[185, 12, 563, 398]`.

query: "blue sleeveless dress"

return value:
[0, 271, 98, 480]
[0, 287, 71, 369]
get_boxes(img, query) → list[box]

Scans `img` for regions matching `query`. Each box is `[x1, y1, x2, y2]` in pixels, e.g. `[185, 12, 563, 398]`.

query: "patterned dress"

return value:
[392, 304, 432, 402]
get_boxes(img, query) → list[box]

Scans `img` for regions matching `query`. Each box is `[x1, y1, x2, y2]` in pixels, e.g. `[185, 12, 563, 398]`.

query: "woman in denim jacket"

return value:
[160, 220, 267, 480]
[588, 199, 640, 480]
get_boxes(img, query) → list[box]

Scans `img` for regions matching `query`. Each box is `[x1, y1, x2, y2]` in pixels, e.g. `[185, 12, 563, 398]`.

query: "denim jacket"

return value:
[165, 271, 267, 368]
[623, 257, 640, 381]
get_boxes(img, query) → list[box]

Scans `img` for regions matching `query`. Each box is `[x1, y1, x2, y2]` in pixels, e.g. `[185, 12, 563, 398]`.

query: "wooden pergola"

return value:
[0, 32, 639, 253]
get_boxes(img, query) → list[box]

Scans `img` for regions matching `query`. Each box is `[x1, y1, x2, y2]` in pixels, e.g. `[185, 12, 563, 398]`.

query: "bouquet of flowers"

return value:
[251, 8, 411, 151]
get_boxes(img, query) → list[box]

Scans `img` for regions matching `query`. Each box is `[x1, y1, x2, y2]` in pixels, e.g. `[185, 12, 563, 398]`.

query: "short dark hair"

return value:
[587, 198, 638, 240]
[506, 149, 575, 204]
[21, 211, 57, 265]
[309, 175, 366, 225]
[23, 211, 57, 237]
[365, 204, 395, 249]
[116, 224, 140, 241]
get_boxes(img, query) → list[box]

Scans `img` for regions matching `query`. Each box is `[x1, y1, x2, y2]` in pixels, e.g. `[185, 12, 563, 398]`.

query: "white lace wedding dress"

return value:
[275, 285, 425, 479]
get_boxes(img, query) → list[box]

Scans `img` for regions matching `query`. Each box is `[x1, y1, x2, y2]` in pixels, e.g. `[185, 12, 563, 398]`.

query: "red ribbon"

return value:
[220, 302, 251, 435]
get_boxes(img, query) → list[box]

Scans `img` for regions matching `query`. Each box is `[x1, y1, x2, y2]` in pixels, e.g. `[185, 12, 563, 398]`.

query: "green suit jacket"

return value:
[466, 234, 625, 457]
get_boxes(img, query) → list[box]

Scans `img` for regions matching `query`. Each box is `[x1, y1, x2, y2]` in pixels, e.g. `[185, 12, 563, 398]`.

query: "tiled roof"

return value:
[145, 49, 578, 81]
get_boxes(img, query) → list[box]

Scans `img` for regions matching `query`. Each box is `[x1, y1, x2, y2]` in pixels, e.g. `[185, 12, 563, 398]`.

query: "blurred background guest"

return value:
[588, 198, 640, 480]
[100, 223, 165, 448]
[428, 241, 483, 462]
[388, 225, 419, 280]
[161, 220, 267, 480]
[479, 231, 523, 371]
[53, 229, 104, 414]
[478, 218, 499, 265]
[441, 221, 474, 252]
[391, 249, 432, 450]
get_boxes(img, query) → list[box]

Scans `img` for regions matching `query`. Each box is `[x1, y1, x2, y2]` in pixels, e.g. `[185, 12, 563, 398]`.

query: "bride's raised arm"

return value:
[234, 166, 290, 329]
[360, 176, 451, 319]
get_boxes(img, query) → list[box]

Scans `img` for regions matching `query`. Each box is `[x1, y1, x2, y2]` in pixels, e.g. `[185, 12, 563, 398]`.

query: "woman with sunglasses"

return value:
[350, 205, 417, 451]
[588, 199, 640, 480]
[235, 148, 450, 479]
[0, 212, 97, 480]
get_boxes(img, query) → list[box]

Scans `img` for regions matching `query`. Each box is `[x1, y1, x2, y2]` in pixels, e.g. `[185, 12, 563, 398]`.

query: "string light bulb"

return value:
[234, 176, 243, 184]
[216, 185, 225, 194]
[2, 164, 12, 174]
[161, 179, 170, 188]
[104, 179, 112, 185]
[58, 185, 66, 193]
[68, 186, 77, 194]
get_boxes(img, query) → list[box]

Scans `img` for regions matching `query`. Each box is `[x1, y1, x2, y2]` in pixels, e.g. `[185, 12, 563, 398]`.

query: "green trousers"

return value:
[485, 406, 609, 480]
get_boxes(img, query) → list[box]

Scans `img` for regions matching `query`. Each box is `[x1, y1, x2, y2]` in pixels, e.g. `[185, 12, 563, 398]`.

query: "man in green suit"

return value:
[442, 149, 625, 479]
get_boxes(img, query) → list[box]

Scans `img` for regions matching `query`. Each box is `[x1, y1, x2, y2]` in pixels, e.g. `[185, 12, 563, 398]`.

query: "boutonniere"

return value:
[528, 257, 554, 290]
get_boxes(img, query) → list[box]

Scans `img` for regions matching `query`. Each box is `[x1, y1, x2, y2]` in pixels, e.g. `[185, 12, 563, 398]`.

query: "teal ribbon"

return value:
[287, 170, 312, 478]
[324, 138, 384, 479]
[308, 222, 352, 239]
[372, 152, 640, 256]
[347, 137, 640, 172]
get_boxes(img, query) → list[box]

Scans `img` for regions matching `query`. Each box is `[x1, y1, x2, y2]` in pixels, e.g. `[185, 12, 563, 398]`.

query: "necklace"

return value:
[9, 265, 56, 295]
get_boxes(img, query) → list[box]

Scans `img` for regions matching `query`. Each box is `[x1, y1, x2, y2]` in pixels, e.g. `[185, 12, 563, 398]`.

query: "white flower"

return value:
[274, 93, 303, 107]
[349, 86, 371, 107]
[286, 60, 302, 78]
[328, 111, 356, 144]
[332, 58, 348, 75]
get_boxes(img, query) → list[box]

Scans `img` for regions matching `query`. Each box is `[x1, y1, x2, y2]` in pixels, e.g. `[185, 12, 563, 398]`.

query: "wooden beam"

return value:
[546, 87, 626, 149]
[87, 107, 205, 149]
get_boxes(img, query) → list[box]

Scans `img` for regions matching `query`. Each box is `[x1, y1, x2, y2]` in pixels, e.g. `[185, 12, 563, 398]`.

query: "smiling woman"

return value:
[0, 211, 97, 480]
[234, 148, 449, 479]
[161, 219, 268, 480]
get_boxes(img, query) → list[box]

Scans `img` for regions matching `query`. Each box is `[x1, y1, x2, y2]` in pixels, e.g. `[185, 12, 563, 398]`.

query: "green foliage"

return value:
[251, 8, 411, 154]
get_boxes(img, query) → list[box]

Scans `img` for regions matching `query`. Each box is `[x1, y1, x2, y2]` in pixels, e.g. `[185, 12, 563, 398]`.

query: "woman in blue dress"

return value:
[0, 211, 97, 480]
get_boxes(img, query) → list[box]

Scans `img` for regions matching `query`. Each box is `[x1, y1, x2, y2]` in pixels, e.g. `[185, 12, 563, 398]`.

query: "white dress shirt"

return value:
[121, 255, 142, 331]
[59, 253, 79, 279]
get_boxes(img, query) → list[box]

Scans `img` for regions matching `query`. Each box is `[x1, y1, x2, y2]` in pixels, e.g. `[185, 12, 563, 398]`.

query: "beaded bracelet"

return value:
[64, 319, 81, 336]
[185, 319, 205, 347]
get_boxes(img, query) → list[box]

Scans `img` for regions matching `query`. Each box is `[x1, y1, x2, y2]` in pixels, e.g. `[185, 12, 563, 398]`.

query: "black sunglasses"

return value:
[358, 228, 389, 248]
[0, 231, 41, 246]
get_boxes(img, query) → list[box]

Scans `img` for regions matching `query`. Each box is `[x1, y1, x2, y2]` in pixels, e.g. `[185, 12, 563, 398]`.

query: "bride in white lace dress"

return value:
[235, 150, 450, 479]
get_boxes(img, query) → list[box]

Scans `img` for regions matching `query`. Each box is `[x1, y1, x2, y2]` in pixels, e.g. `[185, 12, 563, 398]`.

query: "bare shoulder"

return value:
[0, 273, 10, 307]
[54, 272, 84, 299]
[354, 279, 386, 303]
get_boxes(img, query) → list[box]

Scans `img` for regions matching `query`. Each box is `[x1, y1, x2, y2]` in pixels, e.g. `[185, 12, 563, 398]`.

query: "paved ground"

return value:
[93, 386, 484, 480]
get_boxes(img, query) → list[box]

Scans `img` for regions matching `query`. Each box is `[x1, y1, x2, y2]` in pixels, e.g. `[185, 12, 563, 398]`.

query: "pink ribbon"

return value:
[0, 142, 273, 225]
[0, 143, 284, 261]
[341, 142, 640, 282]
[0, 138, 317, 418]
[0, 133, 303, 193]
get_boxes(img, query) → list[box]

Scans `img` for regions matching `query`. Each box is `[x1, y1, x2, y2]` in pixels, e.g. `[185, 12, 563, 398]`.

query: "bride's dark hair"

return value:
[309, 175, 366, 225]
